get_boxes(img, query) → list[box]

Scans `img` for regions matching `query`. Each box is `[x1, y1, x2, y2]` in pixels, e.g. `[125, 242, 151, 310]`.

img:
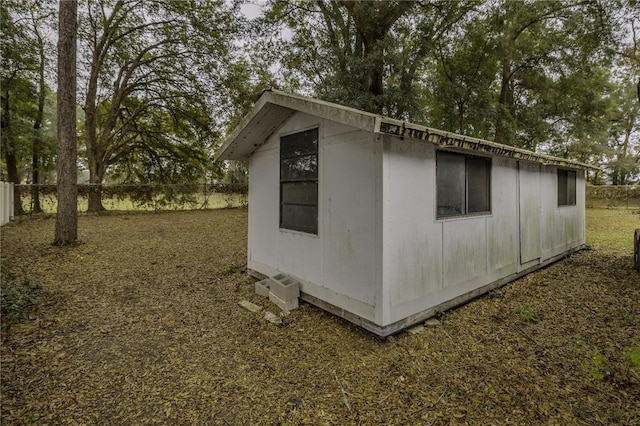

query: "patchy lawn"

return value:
[1, 208, 638, 425]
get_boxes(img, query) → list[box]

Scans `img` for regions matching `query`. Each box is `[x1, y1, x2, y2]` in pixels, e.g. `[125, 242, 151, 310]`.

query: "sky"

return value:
[239, 1, 265, 20]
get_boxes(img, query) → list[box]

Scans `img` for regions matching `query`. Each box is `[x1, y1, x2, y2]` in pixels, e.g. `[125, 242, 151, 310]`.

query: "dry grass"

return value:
[586, 207, 640, 253]
[1, 208, 638, 425]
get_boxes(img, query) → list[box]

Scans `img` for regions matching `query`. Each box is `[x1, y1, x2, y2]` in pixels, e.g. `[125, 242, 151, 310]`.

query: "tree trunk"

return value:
[54, 0, 78, 245]
[87, 176, 105, 211]
[457, 99, 465, 133]
[84, 29, 106, 212]
[1, 89, 26, 215]
[86, 148, 106, 211]
[32, 31, 47, 214]
[495, 57, 513, 144]
[31, 149, 42, 212]
[341, 1, 415, 115]
[361, 35, 385, 114]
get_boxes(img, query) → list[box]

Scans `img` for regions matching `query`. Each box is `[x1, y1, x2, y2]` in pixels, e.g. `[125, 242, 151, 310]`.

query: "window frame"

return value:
[557, 168, 577, 206]
[279, 127, 319, 235]
[436, 150, 492, 219]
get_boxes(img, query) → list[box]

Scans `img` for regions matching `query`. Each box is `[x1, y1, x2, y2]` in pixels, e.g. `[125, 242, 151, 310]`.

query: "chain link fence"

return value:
[14, 183, 248, 214]
[586, 185, 640, 208]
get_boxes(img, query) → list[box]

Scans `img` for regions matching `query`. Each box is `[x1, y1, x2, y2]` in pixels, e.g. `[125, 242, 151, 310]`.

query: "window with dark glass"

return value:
[557, 169, 576, 206]
[436, 151, 491, 218]
[280, 128, 318, 234]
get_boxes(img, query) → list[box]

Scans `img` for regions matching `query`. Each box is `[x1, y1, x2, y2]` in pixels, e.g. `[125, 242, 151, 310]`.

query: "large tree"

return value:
[606, 1, 640, 184]
[427, 9, 499, 138]
[54, 0, 78, 245]
[334, 0, 416, 114]
[27, 1, 56, 212]
[258, 0, 457, 128]
[261, 0, 473, 117]
[481, 0, 614, 149]
[1, 0, 57, 214]
[1, 2, 36, 215]
[424, 0, 618, 162]
[607, 79, 640, 184]
[78, 0, 238, 211]
[261, 0, 624, 170]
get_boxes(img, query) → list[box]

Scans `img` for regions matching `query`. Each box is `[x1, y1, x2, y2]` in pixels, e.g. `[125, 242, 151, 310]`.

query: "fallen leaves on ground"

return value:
[1, 209, 638, 425]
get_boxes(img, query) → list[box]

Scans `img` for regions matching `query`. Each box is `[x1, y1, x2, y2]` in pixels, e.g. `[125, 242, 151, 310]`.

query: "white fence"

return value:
[1, 182, 15, 225]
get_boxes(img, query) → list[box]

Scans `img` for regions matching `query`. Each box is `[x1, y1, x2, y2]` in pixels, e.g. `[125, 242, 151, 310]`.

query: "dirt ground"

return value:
[1, 208, 638, 425]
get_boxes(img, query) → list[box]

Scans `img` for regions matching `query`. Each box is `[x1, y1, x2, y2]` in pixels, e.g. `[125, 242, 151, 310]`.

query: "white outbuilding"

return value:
[216, 90, 594, 336]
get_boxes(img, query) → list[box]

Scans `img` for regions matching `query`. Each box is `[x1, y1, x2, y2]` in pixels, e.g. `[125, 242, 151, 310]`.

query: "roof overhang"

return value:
[214, 90, 377, 161]
[215, 90, 600, 172]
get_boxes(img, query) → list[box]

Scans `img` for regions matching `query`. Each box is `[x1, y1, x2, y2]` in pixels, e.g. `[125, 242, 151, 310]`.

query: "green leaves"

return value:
[254, 0, 638, 180]
[1, 0, 56, 186]
[80, 0, 242, 193]
[4, 0, 637, 188]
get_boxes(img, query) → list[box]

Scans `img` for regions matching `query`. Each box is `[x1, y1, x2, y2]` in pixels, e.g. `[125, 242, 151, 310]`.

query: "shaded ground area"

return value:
[1, 208, 639, 425]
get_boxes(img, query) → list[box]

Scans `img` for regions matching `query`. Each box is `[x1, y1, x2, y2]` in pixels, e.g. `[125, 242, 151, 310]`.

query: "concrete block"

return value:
[255, 279, 270, 298]
[407, 324, 425, 335]
[264, 311, 282, 325]
[425, 318, 441, 327]
[269, 291, 299, 312]
[238, 300, 262, 313]
[269, 274, 300, 301]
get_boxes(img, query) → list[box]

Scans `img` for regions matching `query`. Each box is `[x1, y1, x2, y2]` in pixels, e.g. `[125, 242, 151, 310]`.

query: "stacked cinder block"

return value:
[255, 273, 300, 312]
[255, 279, 270, 297]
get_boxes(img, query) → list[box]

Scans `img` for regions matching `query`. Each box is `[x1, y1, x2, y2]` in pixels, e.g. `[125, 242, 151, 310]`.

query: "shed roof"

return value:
[215, 89, 597, 171]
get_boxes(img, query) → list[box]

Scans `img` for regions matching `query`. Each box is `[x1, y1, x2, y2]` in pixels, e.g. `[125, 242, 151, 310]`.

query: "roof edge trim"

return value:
[378, 119, 600, 172]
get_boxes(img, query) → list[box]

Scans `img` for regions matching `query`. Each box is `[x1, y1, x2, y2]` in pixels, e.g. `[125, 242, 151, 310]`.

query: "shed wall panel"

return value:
[383, 143, 525, 325]
[486, 157, 519, 274]
[322, 135, 378, 306]
[442, 218, 488, 287]
[248, 140, 279, 271]
[382, 141, 442, 317]
[247, 112, 324, 285]
[577, 172, 586, 243]
[518, 162, 542, 264]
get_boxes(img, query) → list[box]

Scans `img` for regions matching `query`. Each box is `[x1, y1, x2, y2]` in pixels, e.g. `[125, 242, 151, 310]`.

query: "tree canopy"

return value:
[1, 0, 57, 213]
[1, 0, 639, 195]
[257, 0, 639, 183]
[78, 0, 243, 210]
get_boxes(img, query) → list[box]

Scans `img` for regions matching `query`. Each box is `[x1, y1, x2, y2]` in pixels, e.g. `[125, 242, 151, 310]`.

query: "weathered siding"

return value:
[381, 139, 442, 326]
[322, 130, 380, 310]
[248, 141, 279, 274]
[518, 162, 542, 265]
[381, 140, 523, 325]
[540, 167, 586, 261]
[442, 218, 489, 288]
[487, 157, 519, 276]
[248, 112, 323, 284]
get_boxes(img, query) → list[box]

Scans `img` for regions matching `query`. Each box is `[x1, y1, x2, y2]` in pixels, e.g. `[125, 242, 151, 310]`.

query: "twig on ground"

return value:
[441, 327, 455, 344]
[333, 370, 352, 412]
[515, 326, 558, 359]
[409, 387, 447, 415]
